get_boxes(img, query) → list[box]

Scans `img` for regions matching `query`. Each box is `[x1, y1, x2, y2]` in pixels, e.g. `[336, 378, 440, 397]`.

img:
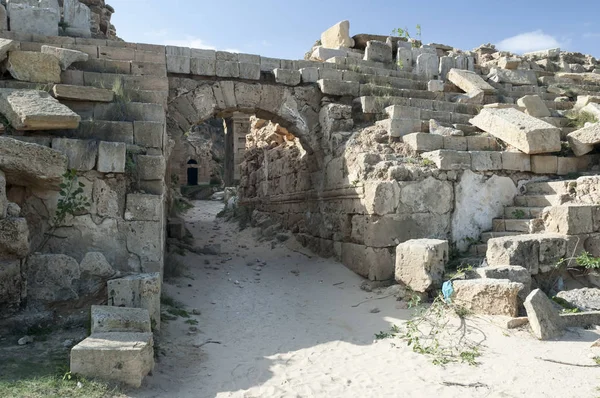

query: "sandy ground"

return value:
[132, 200, 600, 398]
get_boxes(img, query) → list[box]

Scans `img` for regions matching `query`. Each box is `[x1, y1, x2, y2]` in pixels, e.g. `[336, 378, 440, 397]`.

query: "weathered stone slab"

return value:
[501, 151, 531, 171]
[91, 305, 151, 334]
[0, 217, 29, 259]
[97, 141, 126, 173]
[273, 69, 301, 86]
[403, 132, 443, 152]
[524, 289, 564, 340]
[395, 239, 448, 293]
[51, 138, 97, 171]
[447, 68, 495, 94]
[8, 2, 59, 36]
[498, 57, 520, 70]
[516, 95, 551, 118]
[27, 253, 80, 304]
[452, 279, 522, 316]
[53, 84, 114, 102]
[317, 79, 359, 96]
[107, 273, 161, 331]
[63, 0, 91, 38]
[556, 288, 600, 312]
[476, 265, 532, 300]
[7, 51, 61, 83]
[421, 150, 471, 170]
[364, 40, 392, 63]
[568, 123, 600, 156]
[136, 155, 165, 180]
[41, 45, 88, 70]
[582, 103, 600, 120]
[125, 194, 162, 221]
[416, 53, 439, 79]
[0, 89, 80, 130]
[70, 332, 154, 388]
[470, 151, 502, 171]
[542, 205, 595, 235]
[341, 242, 394, 281]
[321, 20, 354, 48]
[488, 68, 537, 85]
[469, 108, 561, 154]
[0, 136, 67, 190]
[531, 155, 558, 174]
[0, 38, 17, 62]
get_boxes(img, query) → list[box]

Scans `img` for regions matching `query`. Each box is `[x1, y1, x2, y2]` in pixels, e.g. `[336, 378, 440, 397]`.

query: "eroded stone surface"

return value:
[7, 51, 61, 83]
[395, 239, 448, 293]
[524, 289, 564, 340]
[452, 279, 522, 316]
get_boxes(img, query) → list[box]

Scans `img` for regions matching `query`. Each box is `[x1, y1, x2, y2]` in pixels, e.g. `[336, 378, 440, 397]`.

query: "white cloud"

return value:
[496, 30, 562, 54]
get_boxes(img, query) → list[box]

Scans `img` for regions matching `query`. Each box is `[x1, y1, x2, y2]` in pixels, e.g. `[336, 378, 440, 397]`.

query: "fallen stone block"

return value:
[560, 311, 600, 328]
[488, 68, 537, 86]
[26, 253, 80, 304]
[403, 133, 443, 152]
[542, 205, 596, 235]
[0, 217, 29, 259]
[53, 84, 114, 103]
[376, 118, 421, 138]
[91, 305, 151, 334]
[582, 103, 600, 121]
[574, 95, 600, 111]
[556, 288, 600, 312]
[429, 119, 463, 136]
[8, 2, 59, 36]
[567, 123, 600, 157]
[395, 239, 448, 293]
[469, 107, 561, 154]
[0, 136, 67, 190]
[41, 45, 88, 70]
[7, 51, 61, 83]
[0, 89, 81, 130]
[421, 150, 471, 170]
[498, 57, 520, 70]
[321, 20, 354, 49]
[108, 273, 161, 331]
[70, 332, 154, 388]
[341, 242, 395, 281]
[452, 279, 523, 317]
[524, 289, 564, 340]
[453, 89, 484, 104]
[63, 0, 91, 38]
[364, 40, 392, 63]
[476, 265, 532, 300]
[447, 68, 496, 94]
[517, 95, 551, 118]
[0, 38, 17, 62]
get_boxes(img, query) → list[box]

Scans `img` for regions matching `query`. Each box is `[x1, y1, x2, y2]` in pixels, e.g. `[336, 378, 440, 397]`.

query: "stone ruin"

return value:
[1, 14, 600, 386]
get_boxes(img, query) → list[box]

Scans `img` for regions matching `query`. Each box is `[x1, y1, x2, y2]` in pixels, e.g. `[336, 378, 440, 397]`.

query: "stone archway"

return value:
[187, 159, 199, 186]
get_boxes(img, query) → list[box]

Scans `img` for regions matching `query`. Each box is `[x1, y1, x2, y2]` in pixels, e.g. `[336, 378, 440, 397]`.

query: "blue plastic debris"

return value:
[442, 280, 454, 303]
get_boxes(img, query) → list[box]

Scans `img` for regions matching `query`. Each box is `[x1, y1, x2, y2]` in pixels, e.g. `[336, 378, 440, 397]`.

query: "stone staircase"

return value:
[468, 179, 576, 256]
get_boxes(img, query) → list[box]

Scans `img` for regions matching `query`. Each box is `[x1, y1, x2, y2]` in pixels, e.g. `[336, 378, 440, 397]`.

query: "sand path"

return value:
[133, 200, 600, 398]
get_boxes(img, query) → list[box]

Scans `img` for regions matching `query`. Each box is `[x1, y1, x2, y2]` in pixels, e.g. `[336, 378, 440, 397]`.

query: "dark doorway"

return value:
[187, 159, 198, 186]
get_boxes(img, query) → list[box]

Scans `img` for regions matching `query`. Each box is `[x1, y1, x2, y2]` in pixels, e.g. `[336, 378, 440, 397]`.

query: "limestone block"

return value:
[556, 288, 600, 312]
[447, 68, 496, 94]
[476, 265, 532, 300]
[502, 151, 531, 171]
[136, 155, 165, 180]
[321, 20, 354, 49]
[190, 58, 216, 76]
[498, 57, 520, 70]
[0, 5, 6, 32]
[0, 136, 67, 190]
[385, 105, 420, 120]
[377, 118, 421, 138]
[488, 68, 537, 85]
[0, 170, 6, 219]
[0, 38, 17, 62]
[517, 95, 551, 117]
[442, 136, 467, 151]
[403, 132, 443, 152]
[470, 151, 502, 171]
[41, 45, 88, 71]
[63, 0, 91, 31]
[524, 289, 564, 340]
[0, 260, 22, 314]
[7, 51, 61, 83]
[398, 177, 454, 215]
[317, 79, 359, 96]
[125, 194, 162, 221]
[453, 89, 484, 104]
[557, 157, 581, 175]
[531, 155, 558, 174]
[80, 252, 115, 279]
[397, 47, 412, 70]
[0, 89, 80, 130]
[487, 234, 567, 275]
[574, 95, 600, 111]
[452, 279, 522, 317]
[466, 136, 498, 151]
[582, 103, 600, 120]
[97, 141, 126, 173]
[51, 138, 98, 171]
[430, 119, 463, 136]
[524, 48, 560, 59]
[341, 242, 394, 281]
[427, 80, 444, 92]
[438, 56, 454, 81]
[27, 253, 80, 304]
[300, 67, 319, 83]
[421, 150, 471, 170]
[53, 84, 114, 102]
[416, 53, 439, 79]
[8, 2, 59, 36]
[70, 332, 154, 388]
[567, 123, 600, 156]
[239, 62, 260, 80]
[212, 81, 237, 110]
[124, 221, 162, 264]
[216, 61, 239, 78]
[133, 121, 163, 148]
[542, 205, 595, 235]
[274, 68, 301, 86]
[364, 40, 391, 63]
[107, 273, 161, 331]
[469, 108, 561, 154]
[0, 217, 29, 259]
[91, 305, 151, 334]
[395, 239, 448, 293]
[166, 55, 190, 74]
[260, 56, 281, 71]
[362, 180, 399, 215]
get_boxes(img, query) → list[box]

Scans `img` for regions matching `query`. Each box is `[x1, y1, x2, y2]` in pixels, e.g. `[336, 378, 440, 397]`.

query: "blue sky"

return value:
[111, 0, 600, 59]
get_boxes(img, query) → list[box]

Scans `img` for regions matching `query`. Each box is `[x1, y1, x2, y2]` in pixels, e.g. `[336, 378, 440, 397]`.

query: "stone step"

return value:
[91, 305, 151, 334]
[343, 72, 427, 90]
[523, 180, 574, 195]
[70, 332, 154, 388]
[480, 231, 522, 243]
[492, 218, 533, 233]
[70, 58, 167, 77]
[358, 96, 480, 118]
[63, 101, 165, 123]
[325, 56, 426, 81]
[504, 206, 545, 219]
[513, 194, 561, 207]
[60, 70, 169, 92]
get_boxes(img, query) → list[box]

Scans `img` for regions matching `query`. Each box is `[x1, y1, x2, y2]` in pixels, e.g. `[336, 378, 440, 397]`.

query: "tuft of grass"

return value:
[105, 78, 135, 122]
[566, 110, 598, 128]
[167, 308, 190, 318]
[0, 374, 121, 398]
[160, 293, 184, 308]
[512, 209, 526, 219]
[185, 319, 198, 325]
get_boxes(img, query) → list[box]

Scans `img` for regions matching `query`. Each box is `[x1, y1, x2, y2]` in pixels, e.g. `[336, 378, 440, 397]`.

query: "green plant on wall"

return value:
[392, 24, 422, 48]
[38, 170, 90, 251]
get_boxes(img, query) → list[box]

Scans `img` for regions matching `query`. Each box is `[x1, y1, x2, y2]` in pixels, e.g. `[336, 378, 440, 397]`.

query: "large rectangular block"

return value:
[97, 141, 126, 173]
[136, 155, 165, 180]
[125, 193, 162, 221]
[91, 305, 151, 334]
[442, 136, 467, 151]
[395, 239, 448, 293]
[470, 151, 502, 171]
[70, 332, 154, 388]
[488, 68, 537, 85]
[470, 107, 561, 154]
[317, 79, 359, 96]
[51, 138, 97, 171]
[166, 55, 190, 74]
[190, 58, 215, 76]
[447, 68, 496, 93]
[531, 155, 558, 174]
[403, 132, 443, 152]
[341, 242, 395, 281]
[543, 205, 596, 235]
[421, 150, 471, 170]
[274, 68, 301, 86]
[133, 121, 163, 148]
[466, 135, 499, 151]
[239, 62, 260, 80]
[502, 151, 531, 171]
[53, 84, 114, 102]
[216, 61, 240, 78]
[567, 123, 600, 157]
[108, 273, 161, 330]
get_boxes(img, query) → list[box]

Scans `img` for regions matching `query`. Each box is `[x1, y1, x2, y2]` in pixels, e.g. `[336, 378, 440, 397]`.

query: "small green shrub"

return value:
[512, 209, 526, 219]
[566, 110, 598, 128]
